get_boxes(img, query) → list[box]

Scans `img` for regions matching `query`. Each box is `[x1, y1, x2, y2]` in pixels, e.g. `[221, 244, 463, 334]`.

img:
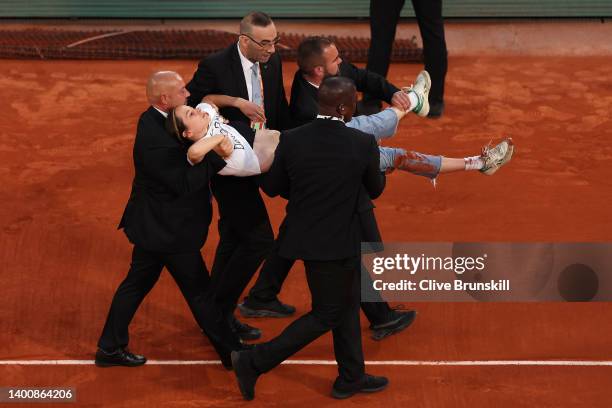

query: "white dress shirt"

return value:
[237, 41, 259, 103]
[153, 106, 168, 117]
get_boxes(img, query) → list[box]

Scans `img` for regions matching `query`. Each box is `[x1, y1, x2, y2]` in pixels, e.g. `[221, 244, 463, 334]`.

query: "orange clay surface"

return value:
[1, 57, 612, 407]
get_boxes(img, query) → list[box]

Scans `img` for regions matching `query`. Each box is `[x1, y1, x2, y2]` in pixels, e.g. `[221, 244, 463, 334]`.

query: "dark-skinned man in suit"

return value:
[231, 77, 389, 400]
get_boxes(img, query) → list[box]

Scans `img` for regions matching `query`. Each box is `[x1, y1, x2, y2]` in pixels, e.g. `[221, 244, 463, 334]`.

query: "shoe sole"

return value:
[369, 310, 417, 330]
[238, 303, 295, 318]
[482, 138, 514, 176]
[94, 360, 146, 368]
[371, 312, 417, 341]
[237, 332, 262, 341]
[331, 382, 389, 399]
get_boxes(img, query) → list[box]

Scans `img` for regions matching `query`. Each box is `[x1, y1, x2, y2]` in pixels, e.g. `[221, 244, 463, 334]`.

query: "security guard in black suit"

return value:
[95, 71, 239, 368]
[185, 12, 294, 340]
[231, 77, 390, 400]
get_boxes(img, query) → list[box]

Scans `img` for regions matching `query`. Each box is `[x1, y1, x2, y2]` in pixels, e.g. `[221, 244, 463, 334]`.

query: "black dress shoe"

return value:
[231, 350, 260, 401]
[427, 101, 445, 119]
[370, 310, 417, 341]
[229, 316, 262, 341]
[331, 374, 389, 399]
[95, 348, 146, 367]
[239, 297, 296, 318]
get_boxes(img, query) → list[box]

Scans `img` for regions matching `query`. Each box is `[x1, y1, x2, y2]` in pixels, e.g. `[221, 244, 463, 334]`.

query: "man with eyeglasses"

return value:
[186, 11, 290, 131]
[185, 11, 291, 343]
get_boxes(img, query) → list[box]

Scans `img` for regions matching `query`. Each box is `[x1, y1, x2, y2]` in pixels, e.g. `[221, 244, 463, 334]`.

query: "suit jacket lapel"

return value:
[261, 59, 274, 117]
[230, 43, 249, 101]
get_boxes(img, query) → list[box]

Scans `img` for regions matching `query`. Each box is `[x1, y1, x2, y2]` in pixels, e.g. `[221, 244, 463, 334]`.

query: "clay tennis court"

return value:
[1, 26, 612, 406]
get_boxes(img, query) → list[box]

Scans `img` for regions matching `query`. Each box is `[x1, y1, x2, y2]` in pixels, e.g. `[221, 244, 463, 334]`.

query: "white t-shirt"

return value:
[196, 103, 261, 177]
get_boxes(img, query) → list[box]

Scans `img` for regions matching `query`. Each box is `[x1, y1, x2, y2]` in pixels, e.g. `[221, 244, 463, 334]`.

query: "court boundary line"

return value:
[1, 360, 612, 366]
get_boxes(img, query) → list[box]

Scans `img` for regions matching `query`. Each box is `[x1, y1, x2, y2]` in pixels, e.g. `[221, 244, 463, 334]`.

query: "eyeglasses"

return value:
[241, 33, 281, 49]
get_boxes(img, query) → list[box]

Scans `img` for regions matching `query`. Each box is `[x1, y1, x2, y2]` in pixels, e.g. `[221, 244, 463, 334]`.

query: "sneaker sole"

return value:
[331, 382, 389, 399]
[238, 303, 295, 318]
[369, 310, 417, 330]
[371, 312, 417, 341]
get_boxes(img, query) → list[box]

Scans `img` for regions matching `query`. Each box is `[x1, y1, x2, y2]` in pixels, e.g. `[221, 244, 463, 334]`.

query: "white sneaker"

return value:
[402, 70, 431, 117]
[480, 138, 514, 175]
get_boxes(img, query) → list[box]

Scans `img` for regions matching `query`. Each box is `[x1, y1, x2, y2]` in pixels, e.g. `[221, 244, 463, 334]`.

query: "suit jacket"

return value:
[261, 118, 385, 261]
[119, 106, 227, 253]
[289, 62, 399, 127]
[186, 43, 292, 131]
[209, 121, 270, 231]
[289, 69, 385, 217]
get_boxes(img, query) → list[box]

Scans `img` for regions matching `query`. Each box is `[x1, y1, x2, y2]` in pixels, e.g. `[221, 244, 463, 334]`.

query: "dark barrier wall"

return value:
[1, 0, 611, 18]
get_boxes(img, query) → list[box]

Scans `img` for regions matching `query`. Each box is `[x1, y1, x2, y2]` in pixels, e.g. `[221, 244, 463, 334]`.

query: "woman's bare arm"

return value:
[187, 134, 226, 165]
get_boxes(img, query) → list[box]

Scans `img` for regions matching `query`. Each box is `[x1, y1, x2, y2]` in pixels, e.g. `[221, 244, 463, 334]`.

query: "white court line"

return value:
[1, 360, 612, 366]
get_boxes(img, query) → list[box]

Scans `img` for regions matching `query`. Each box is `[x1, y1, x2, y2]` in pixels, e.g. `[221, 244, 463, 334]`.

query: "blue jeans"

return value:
[347, 108, 398, 141]
[347, 109, 441, 178]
